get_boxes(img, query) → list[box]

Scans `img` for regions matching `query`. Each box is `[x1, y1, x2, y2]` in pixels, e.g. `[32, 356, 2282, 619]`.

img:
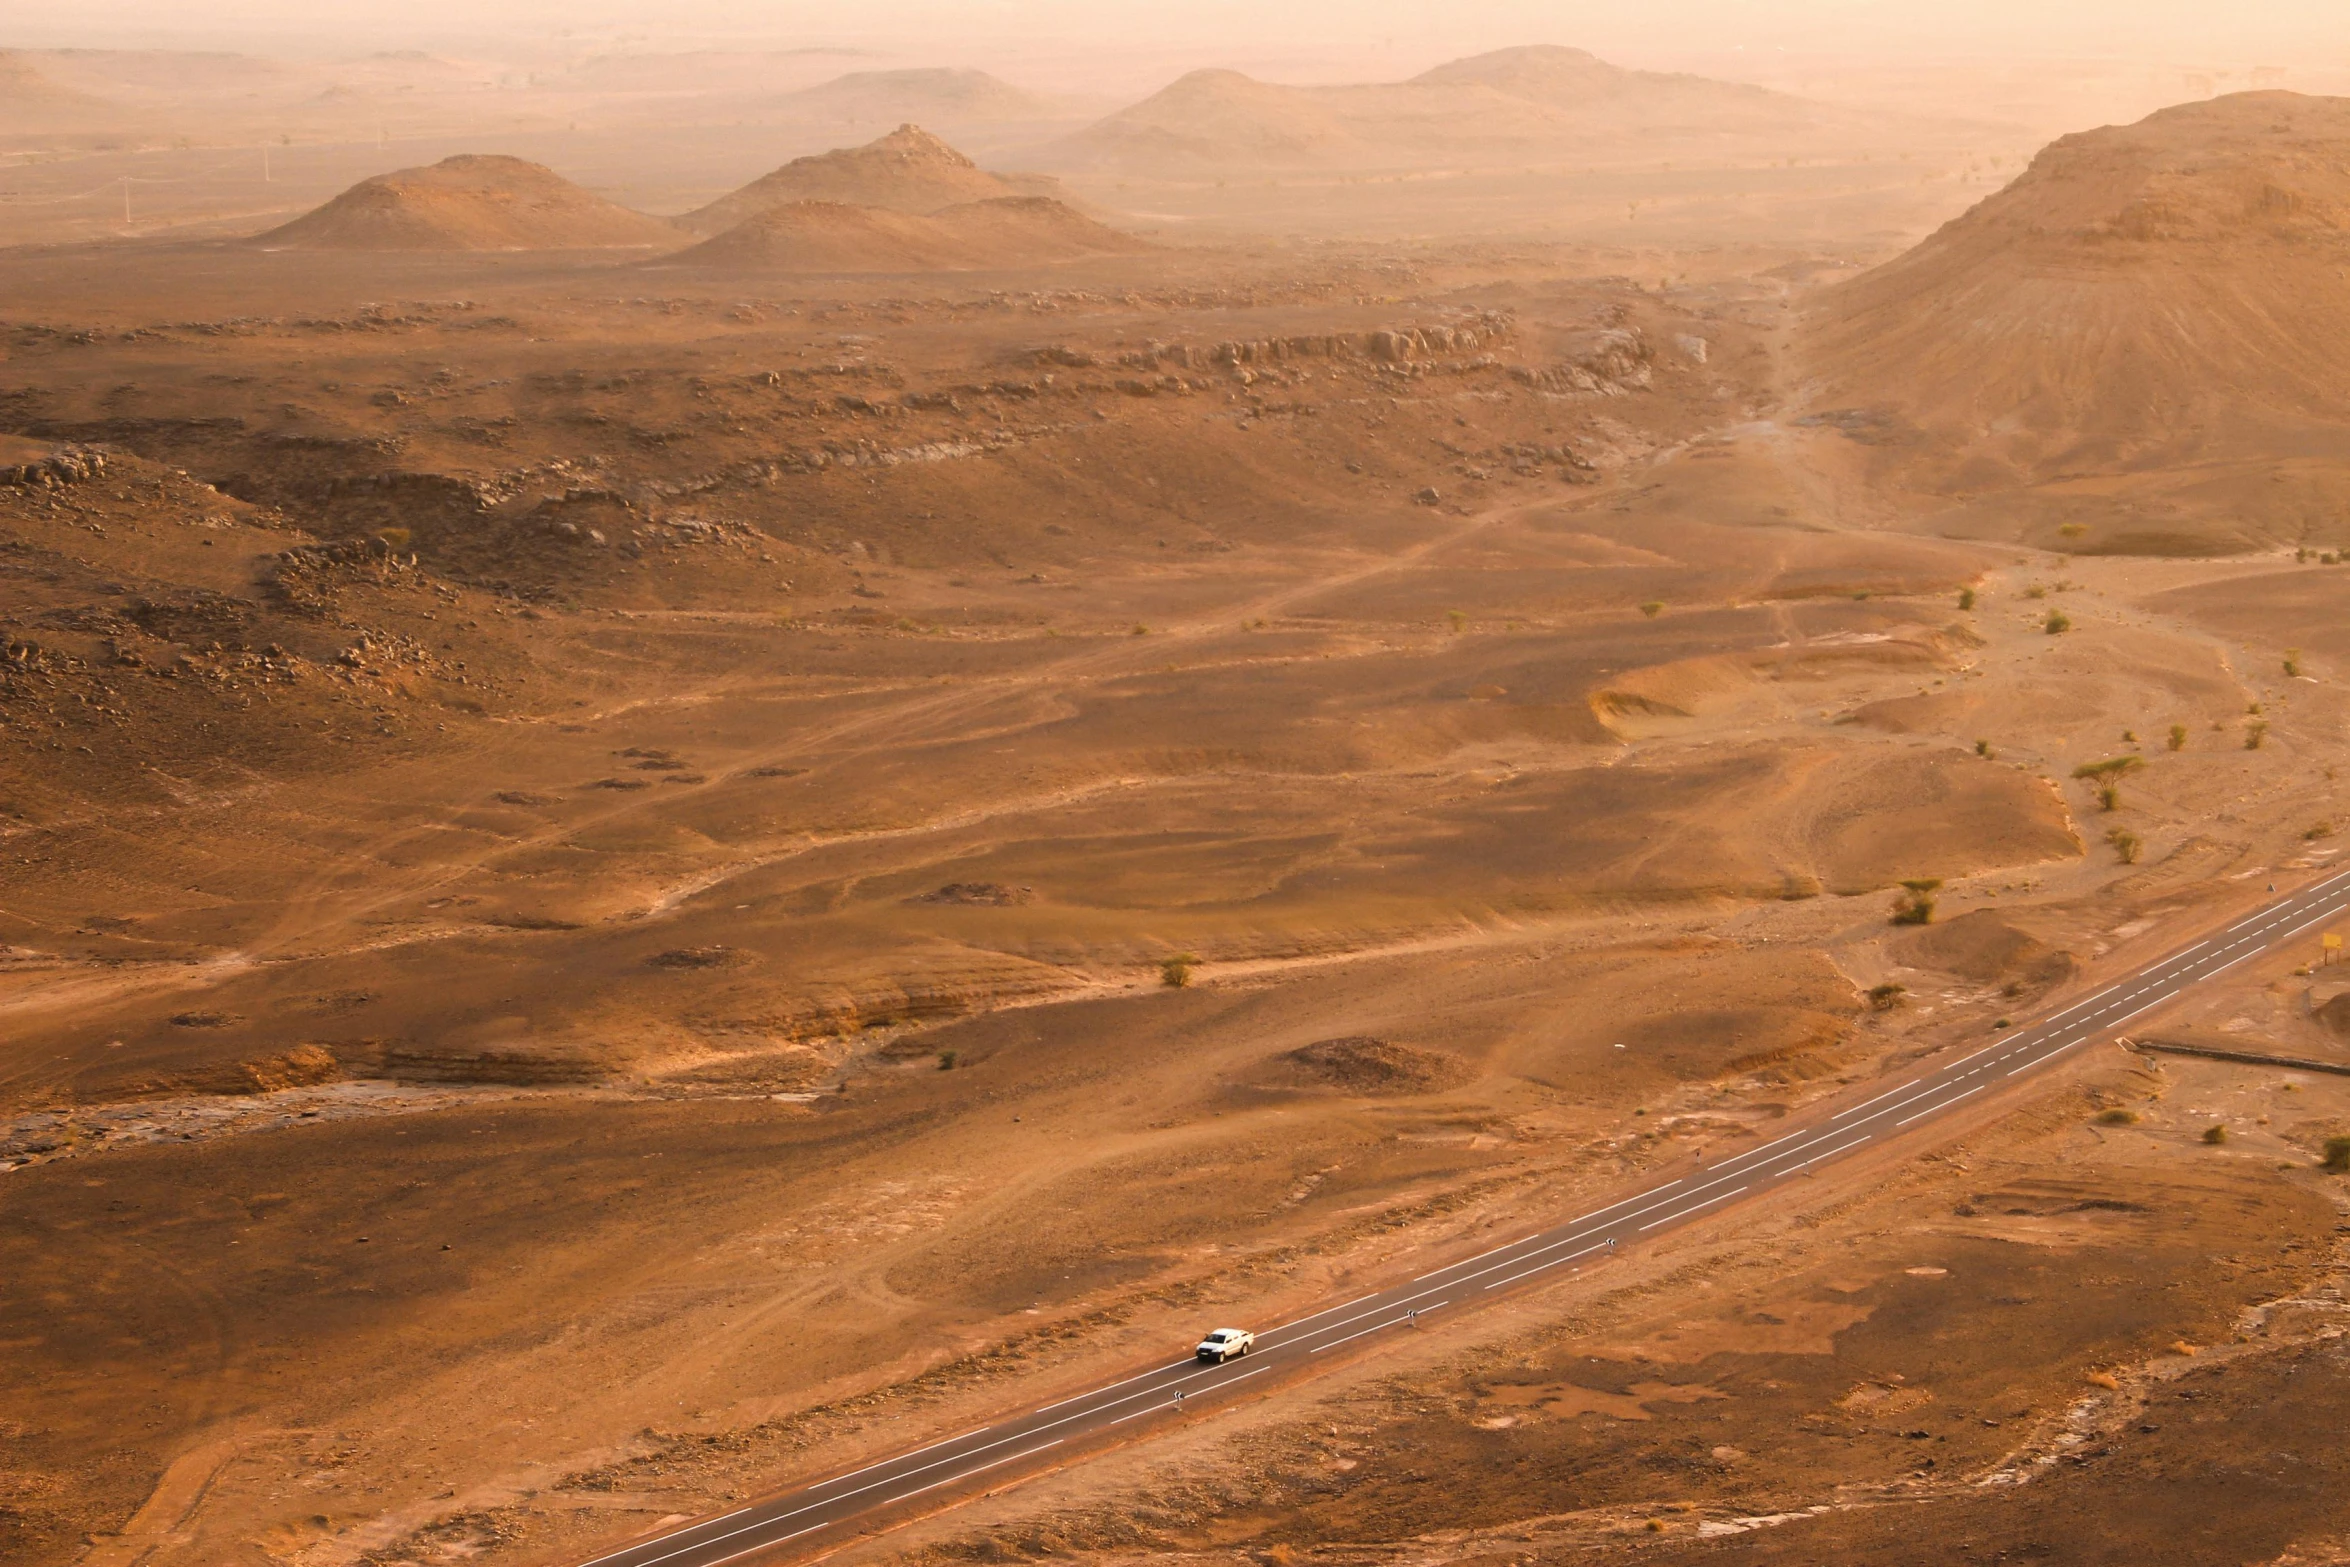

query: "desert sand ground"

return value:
[3, 67, 2350, 1567]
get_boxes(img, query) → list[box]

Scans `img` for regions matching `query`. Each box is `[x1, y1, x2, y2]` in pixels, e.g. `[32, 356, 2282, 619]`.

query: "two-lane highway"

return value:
[581, 865, 2350, 1567]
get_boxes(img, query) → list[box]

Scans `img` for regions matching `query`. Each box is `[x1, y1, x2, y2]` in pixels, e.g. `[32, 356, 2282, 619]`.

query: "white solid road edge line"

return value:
[1829, 1078, 1922, 1122]
[1311, 1301, 1449, 1354]
[1269, 1288, 1392, 1331]
[1109, 1366, 1268, 1422]
[1482, 1240, 1613, 1290]
[686, 1434, 1082, 1567]
[592, 874, 2350, 1567]
[1779, 1134, 1870, 1174]
[1895, 1083, 1981, 1126]
[1033, 1359, 1193, 1415]
[893, 1438, 1067, 1502]
[1637, 1186, 1748, 1231]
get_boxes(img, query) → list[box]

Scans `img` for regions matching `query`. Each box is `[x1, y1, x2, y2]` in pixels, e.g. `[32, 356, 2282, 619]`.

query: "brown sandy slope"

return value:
[1048, 44, 1937, 174]
[253, 153, 682, 251]
[1804, 92, 2350, 553]
[671, 194, 1145, 272]
[678, 123, 1020, 235]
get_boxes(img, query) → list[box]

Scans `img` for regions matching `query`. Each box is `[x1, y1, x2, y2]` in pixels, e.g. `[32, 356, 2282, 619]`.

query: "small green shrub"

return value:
[1957, 587, 1977, 611]
[1867, 982, 1908, 1011]
[1975, 738, 1994, 758]
[2167, 723, 2188, 752]
[1639, 601, 1664, 619]
[2045, 609, 2072, 634]
[1160, 954, 1197, 989]
[2107, 828, 2142, 865]
[2246, 721, 2270, 750]
[2201, 1125, 2228, 1145]
[937, 1050, 958, 1071]
[2096, 1107, 2140, 1126]
[2324, 1136, 2350, 1173]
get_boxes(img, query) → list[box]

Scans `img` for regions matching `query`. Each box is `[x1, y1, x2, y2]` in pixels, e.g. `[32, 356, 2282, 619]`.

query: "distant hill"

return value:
[778, 68, 1059, 125]
[672, 194, 1146, 272]
[1045, 43, 1937, 174]
[1805, 92, 2350, 550]
[559, 48, 873, 95]
[678, 124, 1020, 235]
[255, 154, 682, 250]
[0, 49, 126, 130]
[1414, 43, 1818, 126]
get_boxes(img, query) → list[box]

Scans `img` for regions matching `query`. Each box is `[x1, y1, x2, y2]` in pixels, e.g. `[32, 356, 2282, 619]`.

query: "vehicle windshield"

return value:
[1204, 1331, 1233, 1341]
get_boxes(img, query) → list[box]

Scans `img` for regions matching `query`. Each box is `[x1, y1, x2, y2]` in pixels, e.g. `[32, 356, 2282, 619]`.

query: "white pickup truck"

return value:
[1194, 1327, 1255, 1363]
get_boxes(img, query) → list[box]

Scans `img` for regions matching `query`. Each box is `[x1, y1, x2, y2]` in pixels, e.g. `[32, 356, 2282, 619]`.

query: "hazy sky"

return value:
[12, 0, 2348, 80]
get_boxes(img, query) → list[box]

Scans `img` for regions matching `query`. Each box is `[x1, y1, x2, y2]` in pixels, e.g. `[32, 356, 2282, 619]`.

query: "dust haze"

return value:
[7, 4, 2350, 1566]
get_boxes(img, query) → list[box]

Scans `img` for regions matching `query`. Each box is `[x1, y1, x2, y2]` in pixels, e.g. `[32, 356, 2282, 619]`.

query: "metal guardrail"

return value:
[2127, 1039, 2350, 1077]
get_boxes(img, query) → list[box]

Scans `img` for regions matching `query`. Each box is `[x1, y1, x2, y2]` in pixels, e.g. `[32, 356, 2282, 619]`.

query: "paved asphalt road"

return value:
[580, 867, 2350, 1567]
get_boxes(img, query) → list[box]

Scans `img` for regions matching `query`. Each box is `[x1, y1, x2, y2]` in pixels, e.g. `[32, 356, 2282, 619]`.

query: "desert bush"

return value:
[2107, 828, 2142, 864]
[1867, 982, 1908, 1011]
[2025, 584, 2047, 600]
[2096, 1107, 2140, 1125]
[938, 1050, 958, 1071]
[1161, 953, 1197, 989]
[2285, 648, 2303, 677]
[2202, 1124, 2228, 1145]
[1446, 609, 1466, 632]
[2073, 755, 2141, 812]
[1957, 587, 1977, 610]
[2044, 609, 2071, 634]
[1891, 878, 1942, 926]
[2059, 522, 2087, 538]
[2168, 723, 2188, 751]
[2306, 821, 2335, 841]
[1639, 601, 1664, 619]
[2246, 721, 2270, 750]
[2324, 1136, 2350, 1172]
[1975, 738, 1994, 758]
